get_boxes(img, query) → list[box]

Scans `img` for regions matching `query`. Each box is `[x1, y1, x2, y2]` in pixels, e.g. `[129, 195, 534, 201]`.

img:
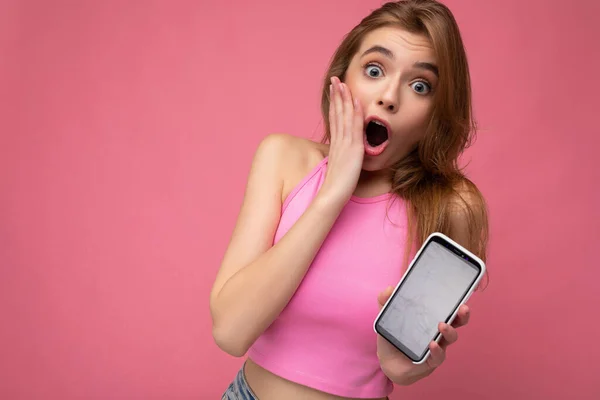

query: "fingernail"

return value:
[339, 83, 344, 93]
[329, 84, 332, 94]
[353, 98, 359, 107]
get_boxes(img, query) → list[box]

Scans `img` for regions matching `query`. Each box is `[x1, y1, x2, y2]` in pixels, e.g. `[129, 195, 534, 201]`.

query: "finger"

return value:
[328, 81, 336, 144]
[352, 96, 364, 144]
[426, 341, 446, 369]
[332, 77, 344, 140]
[451, 305, 470, 329]
[340, 82, 353, 140]
[437, 322, 458, 350]
[377, 286, 394, 309]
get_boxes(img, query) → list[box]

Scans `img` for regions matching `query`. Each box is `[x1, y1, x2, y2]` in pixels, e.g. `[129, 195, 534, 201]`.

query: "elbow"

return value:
[212, 322, 251, 358]
[209, 294, 254, 357]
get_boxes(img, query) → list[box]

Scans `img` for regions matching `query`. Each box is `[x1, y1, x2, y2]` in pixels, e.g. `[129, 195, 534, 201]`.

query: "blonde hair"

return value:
[320, 0, 489, 279]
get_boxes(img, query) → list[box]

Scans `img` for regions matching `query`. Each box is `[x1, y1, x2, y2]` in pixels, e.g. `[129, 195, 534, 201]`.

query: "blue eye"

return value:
[411, 81, 431, 95]
[365, 64, 383, 78]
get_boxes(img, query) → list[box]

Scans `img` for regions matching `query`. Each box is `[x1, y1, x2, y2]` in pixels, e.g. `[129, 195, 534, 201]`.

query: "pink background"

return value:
[1, 0, 599, 399]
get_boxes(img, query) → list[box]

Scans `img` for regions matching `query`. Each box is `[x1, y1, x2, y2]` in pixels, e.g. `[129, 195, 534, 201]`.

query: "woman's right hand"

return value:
[318, 76, 365, 210]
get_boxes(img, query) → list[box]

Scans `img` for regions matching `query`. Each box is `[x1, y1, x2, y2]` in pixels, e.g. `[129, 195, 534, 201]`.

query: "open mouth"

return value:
[364, 118, 390, 156]
[365, 120, 389, 147]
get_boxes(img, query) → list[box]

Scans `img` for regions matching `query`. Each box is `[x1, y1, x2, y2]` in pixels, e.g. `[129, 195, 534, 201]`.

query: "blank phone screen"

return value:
[377, 240, 480, 360]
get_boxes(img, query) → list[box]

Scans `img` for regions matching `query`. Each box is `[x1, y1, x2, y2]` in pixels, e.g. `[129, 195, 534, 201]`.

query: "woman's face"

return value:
[344, 26, 438, 172]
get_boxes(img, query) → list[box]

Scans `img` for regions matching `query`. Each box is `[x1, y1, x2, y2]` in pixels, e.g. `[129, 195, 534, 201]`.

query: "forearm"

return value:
[211, 193, 343, 356]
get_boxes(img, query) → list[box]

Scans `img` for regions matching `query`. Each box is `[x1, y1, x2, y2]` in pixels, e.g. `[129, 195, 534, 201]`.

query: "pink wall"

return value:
[1, 0, 598, 398]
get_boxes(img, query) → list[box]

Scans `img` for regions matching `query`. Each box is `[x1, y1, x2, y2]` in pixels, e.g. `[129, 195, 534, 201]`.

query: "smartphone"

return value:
[373, 232, 486, 364]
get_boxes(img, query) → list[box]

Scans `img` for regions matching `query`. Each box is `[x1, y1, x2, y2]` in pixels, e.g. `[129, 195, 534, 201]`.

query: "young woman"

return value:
[210, 1, 489, 399]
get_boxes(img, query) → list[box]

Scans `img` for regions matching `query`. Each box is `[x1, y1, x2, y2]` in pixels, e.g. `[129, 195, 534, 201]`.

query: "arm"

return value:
[378, 182, 488, 385]
[209, 134, 345, 357]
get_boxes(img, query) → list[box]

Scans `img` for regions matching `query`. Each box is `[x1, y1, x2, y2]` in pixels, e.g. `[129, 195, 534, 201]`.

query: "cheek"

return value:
[393, 103, 431, 139]
[407, 99, 432, 124]
[346, 83, 368, 104]
[344, 72, 371, 104]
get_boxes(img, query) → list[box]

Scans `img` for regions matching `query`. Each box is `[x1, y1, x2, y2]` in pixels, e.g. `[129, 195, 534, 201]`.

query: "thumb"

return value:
[378, 286, 395, 309]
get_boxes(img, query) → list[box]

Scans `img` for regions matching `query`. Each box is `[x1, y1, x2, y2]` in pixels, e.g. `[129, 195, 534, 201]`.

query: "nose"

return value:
[377, 82, 400, 113]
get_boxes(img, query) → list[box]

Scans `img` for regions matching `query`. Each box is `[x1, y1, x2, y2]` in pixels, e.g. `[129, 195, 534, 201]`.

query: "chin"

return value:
[361, 154, 391, 172]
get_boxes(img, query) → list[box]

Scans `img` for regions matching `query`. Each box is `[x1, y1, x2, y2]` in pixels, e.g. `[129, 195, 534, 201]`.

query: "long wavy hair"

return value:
[320, 0, 489, 278]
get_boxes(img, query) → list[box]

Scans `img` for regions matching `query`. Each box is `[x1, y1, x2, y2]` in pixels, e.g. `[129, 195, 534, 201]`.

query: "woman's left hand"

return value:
[376, 286, 471, 386]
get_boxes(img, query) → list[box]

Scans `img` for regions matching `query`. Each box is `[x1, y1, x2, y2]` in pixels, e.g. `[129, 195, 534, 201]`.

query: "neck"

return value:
[354, 167, 394, 198]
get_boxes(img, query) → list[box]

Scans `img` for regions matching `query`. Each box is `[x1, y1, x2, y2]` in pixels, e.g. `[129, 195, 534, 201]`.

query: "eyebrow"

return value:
[361, 45, 395, 60]
[360, 45, 439, 77]
[414, 61, 439, 77]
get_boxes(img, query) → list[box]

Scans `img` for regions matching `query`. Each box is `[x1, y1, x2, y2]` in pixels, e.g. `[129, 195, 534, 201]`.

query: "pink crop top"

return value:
[247, 156, 409, 398]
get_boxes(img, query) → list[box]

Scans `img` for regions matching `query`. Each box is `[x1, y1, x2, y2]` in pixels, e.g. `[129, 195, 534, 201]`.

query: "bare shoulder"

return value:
[449, 179, 486, 212]
[256, 133, 328, 203]
[255, 133, 326, 163]
[447, 178, 488, 253]
[210, 133, 325, 304]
